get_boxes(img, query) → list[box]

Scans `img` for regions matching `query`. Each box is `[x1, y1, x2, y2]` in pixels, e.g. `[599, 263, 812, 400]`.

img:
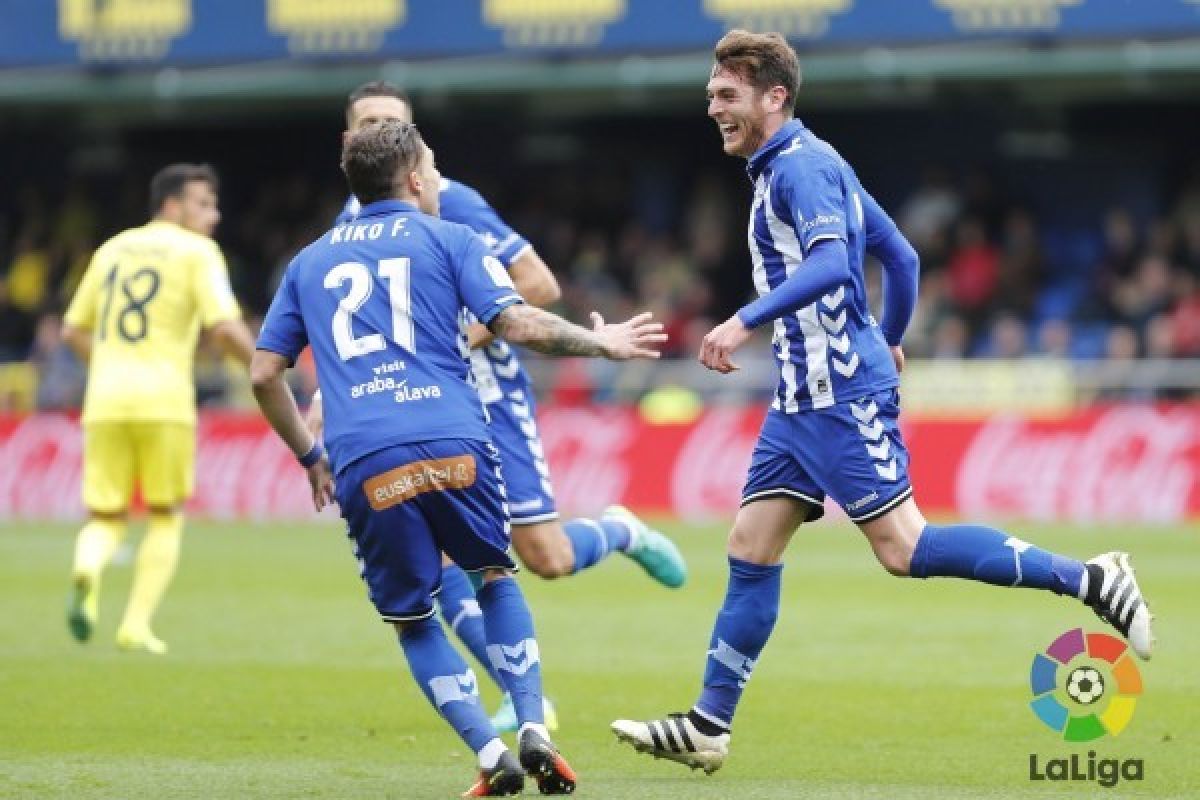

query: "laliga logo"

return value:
[1029, 627, 1142, 741]
[1027, 628, 1144, 789]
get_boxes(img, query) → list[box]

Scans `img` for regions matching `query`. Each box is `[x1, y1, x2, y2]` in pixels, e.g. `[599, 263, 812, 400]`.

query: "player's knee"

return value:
[726, 523, 756, 560]
[516, 533, 573, 579]
[875, 542, 913, 577]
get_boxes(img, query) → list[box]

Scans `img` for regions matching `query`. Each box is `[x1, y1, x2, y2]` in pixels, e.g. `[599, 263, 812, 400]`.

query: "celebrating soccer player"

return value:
[63, 164, 256, 655]
[309, 81, 689, 733]
[252, 120, 665, 795]
[611, 30, 1155, 774]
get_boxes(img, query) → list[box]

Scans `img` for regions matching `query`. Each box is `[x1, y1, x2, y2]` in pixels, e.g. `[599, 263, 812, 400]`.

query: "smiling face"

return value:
[706, 65, 784, 159]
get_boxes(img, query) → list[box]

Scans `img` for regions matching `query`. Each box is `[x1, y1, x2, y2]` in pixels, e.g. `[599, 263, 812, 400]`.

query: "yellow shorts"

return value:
[82, 421, 196, 513]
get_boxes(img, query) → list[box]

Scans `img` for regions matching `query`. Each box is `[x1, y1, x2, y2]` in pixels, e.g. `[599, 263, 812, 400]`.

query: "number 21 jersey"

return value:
[64, 219, 241, 425]
[257, 199, 524, 475]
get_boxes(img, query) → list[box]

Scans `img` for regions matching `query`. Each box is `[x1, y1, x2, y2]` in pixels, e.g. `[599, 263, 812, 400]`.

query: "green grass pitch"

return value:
[1, 519, 1197, 798]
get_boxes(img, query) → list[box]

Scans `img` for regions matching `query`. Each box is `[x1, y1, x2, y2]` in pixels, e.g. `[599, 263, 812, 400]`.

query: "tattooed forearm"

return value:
[489, 305, 605, 357]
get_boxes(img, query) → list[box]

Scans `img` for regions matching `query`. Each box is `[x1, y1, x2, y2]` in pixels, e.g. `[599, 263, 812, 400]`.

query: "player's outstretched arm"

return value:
[465, 249, 561, 350]
[251, 350, 335, 511]
[488, 304, 665, 360]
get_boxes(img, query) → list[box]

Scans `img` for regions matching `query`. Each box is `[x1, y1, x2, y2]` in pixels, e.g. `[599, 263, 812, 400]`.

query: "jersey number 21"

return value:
[324, 259, 413, 360]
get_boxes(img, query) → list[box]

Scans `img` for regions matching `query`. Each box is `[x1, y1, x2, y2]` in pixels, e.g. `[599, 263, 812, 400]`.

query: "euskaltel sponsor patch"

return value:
[364, 456, 477, 510]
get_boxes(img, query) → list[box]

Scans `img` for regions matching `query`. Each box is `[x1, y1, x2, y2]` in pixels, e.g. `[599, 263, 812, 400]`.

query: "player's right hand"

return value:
[307, 456, 336, 512]
[592, 311, 667, 360]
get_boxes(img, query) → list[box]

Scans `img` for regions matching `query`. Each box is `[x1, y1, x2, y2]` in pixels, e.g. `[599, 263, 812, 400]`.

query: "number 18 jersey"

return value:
[257, 199, 524, 475]
[64, 220, 241, 425]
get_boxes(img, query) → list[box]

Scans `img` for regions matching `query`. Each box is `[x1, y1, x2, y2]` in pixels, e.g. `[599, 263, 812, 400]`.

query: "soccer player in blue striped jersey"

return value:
[254, 121, 665, 795]
[313, 82, 689, 733]
[612, 30, 1154, 774]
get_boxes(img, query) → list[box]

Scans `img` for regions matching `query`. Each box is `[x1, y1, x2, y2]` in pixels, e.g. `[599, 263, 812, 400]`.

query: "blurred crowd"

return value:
[3, 158, 1200, 411]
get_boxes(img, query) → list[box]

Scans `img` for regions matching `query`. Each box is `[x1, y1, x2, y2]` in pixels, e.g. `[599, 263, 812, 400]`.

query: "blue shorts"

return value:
[336, 438, 514, 624]
[487, 387, 558, 526]
[741, 389, 913, 523]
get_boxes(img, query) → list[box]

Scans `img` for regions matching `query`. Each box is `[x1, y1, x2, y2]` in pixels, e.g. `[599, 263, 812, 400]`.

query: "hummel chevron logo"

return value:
[509, 399, 532, 420]
[820, 310, 846, 332]
[707, 639, 756, 687]
[850, 401, 878, 423]
[832, 353, 859, 377]
[857, 418, 883, 441]
[493, 358, 521, 380]
[822, 286, 845, 309]
[875, 459, 898, 481]
[866, 438, 891, 461]
[780, 136, 804, 155]
[487, 639, 541, 676]
[827, 333, 851, 355]
[519, 420, 539, 439]
[428, 670, 479, 709]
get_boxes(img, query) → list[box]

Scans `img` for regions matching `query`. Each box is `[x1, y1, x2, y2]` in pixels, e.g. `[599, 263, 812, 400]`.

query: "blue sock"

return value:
[910, 523, 1084, 597]
[477, 577, 543, 726]
[694, 557, 782, 731]
[398, 616, 497, 754]
[563, 518, 631, 573]
[437, 564, 506, 690]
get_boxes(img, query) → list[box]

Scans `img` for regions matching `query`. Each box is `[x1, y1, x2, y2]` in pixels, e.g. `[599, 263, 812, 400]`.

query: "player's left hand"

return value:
[592, 311, 667, 360]
[307, 456, 336, 512]
[700, 315, 752, 374]
[890, 345, 905, 373]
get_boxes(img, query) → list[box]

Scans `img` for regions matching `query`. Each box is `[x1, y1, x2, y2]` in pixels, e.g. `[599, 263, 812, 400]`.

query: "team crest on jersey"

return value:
[704, 0, 853, 38]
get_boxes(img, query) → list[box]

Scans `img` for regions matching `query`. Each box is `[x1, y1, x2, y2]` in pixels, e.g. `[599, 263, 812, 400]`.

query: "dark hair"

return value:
[713, 29, 801, 113]
[341, 119, 425, 205]
[345, 80, 410, 126]
[149, 163, 218, 214]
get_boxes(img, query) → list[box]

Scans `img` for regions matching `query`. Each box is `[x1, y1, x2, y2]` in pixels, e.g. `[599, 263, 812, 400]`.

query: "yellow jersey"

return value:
[64, 220, 241, 425]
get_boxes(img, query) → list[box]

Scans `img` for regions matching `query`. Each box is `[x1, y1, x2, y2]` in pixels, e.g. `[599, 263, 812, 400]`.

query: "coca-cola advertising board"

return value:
[0, 405, 1196, 522]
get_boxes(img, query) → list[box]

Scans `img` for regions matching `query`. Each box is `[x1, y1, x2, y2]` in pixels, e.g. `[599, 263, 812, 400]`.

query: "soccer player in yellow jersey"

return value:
[61, 164, 256, 654]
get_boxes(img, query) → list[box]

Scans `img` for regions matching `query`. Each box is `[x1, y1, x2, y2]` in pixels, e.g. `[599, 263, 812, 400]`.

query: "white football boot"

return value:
[611, 713, 729, 774]
[1084, 551, 1154, 660]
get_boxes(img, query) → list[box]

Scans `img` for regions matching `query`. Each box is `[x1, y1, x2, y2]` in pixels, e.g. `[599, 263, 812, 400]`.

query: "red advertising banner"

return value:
[1, 405, 1197, 522]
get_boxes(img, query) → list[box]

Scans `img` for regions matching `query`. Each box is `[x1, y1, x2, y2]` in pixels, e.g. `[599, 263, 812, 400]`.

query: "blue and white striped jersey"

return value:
[746, 119, 899, 412]
[339, 178, 535, 407]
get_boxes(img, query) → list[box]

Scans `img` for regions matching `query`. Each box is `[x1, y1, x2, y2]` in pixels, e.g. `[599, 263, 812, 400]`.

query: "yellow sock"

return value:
[118, 511, 184, 637]
[72, 518, 127, 583]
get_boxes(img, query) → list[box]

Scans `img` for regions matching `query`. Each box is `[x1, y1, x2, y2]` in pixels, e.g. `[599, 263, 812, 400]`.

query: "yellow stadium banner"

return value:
[704, 0, 854, 39]
[933, 0, 1083, 32]
[266, 0, 405, 54]
[483, 0, 627, 47]
[899, 360, 1076, 416]
[58, 0, 191, 61]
